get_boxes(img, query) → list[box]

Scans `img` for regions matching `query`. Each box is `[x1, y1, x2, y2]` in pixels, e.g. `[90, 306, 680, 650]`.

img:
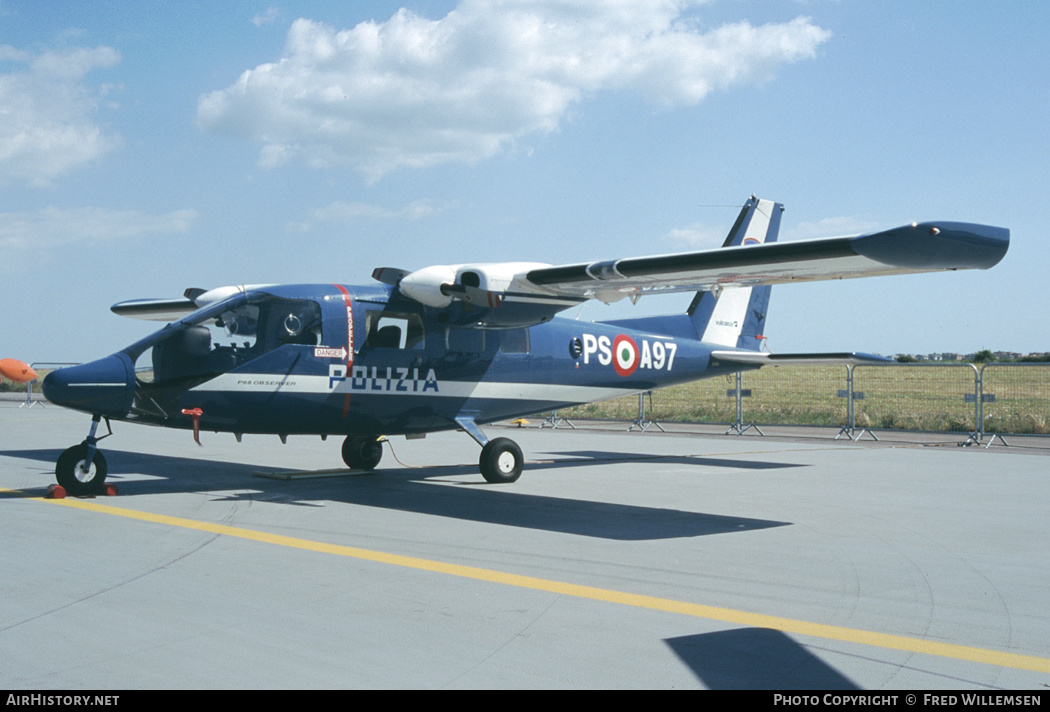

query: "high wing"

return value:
[112, 285, 271, 321]
[110, 296, 200, 321]
[523, 220, 1008, 301]
[378, 196, 1008, 327]
[110, 197, 1008, 329]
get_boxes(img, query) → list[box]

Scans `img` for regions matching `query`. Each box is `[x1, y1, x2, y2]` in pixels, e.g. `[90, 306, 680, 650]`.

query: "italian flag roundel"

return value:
[613, 334, 639, 377]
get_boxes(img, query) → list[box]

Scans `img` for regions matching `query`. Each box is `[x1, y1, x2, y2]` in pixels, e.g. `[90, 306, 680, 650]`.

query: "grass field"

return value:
[0, 369, 51, 395]
[563, 363, 1050, 435]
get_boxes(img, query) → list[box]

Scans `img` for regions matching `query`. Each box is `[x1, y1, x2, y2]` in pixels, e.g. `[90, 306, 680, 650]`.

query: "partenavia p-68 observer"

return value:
[43, 196, 1009, 495]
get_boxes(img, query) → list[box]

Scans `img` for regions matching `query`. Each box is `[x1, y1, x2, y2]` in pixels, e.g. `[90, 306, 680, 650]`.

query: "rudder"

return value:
[687, 196, 783, 349]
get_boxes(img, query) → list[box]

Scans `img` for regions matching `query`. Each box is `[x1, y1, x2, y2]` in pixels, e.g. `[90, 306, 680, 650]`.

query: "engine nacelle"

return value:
[398, 265, 459, 307]
[399, 262, 551, 308]
[454, 262, 550, 292]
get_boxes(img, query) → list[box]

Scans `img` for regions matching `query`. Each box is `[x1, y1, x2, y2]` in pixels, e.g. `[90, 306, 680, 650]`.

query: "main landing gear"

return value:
[457, 417, 524, 484]
[340, 428, 523, 483]
[55, 415, 111, 496]
[341, 435, 384, 471]
[479, 437, 524, 484]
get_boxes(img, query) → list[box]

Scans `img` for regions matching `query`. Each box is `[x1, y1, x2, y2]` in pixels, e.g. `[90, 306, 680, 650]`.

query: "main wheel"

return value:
[56, 443, 108, 496]
[479, 437, 523, 483]
[341, 435, 383, 471]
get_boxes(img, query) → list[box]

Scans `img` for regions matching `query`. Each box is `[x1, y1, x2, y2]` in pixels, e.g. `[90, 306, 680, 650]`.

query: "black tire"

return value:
[341, 435, 383, 470]
[56, 443, 108, 496]
[479, 437, 523, 484]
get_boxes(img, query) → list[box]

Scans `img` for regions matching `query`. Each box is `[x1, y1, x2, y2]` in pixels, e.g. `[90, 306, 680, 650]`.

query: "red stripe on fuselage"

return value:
[333, 284, 354, 418]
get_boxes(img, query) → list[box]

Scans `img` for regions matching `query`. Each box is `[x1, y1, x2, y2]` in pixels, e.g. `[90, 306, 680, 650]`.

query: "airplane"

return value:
[42, 196, 1009, 496]
[0, 358, 37, 384]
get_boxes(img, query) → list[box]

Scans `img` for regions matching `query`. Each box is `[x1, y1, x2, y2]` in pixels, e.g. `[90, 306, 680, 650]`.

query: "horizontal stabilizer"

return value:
[710, 351, 893, 366]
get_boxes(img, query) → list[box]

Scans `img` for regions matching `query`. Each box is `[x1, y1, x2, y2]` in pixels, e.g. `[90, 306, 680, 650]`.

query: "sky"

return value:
[2, 0, 1047, 365]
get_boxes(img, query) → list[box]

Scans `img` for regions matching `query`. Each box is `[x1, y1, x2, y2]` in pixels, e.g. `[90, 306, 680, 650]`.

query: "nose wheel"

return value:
[56, 443, 108, 496]
[55, 415, 112, 496]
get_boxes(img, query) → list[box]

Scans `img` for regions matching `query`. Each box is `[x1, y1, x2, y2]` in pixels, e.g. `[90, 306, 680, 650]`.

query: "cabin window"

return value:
[364, 311, 425, 350]
[446, 327, 486, 354]
[499, 328, 530, 354]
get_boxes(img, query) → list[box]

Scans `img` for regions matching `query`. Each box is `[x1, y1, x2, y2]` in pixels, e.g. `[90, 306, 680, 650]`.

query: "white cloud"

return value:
[668, 214, 884, 249]
[289, 198, 453, 231]
[0, 45, 122, 187]
[197, 0, 830, 181]
[663, 222, 727, 249]
[252, 6, 280, 27]
[0, 207, 197, 256]
[785, 216, 882, 241]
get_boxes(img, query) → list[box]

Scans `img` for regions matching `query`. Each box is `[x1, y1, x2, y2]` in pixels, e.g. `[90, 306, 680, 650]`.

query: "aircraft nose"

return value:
[42, 354, 135, 418]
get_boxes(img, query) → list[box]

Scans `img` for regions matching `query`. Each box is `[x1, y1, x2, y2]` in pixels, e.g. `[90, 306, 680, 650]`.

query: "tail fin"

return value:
[687, 196, 783, 349]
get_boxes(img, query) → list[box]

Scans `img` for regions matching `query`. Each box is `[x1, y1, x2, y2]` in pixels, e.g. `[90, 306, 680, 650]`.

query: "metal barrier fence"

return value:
[980, 363, 1050, 439]
[851, 363, 981, 440]
[9, 363, 79, 408]
[560, 362, 1050, 445]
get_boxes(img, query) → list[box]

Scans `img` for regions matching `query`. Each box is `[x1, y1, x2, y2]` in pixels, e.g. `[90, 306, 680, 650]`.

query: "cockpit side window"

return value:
[213, 305, 261, 350]
[122, 292, 326, 421]
[259, 300, 322, 350]
[130, 294, 324, 386]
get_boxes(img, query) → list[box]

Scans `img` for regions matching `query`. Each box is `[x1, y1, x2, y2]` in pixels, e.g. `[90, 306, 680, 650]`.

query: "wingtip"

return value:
[852, 221, 1010, 271]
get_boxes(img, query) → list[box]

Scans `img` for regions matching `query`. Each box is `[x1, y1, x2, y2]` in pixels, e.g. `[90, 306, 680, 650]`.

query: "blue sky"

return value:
[2, 1, 1047, 364]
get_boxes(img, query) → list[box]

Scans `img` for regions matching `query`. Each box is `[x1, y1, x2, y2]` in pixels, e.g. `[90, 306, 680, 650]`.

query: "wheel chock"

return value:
[45, 483, 116, 498]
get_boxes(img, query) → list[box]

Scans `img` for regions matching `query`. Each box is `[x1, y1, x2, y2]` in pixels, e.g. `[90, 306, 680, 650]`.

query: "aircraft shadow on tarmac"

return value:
[3, 447, 793, 541]
[666, 628, 861, 690]
[538, 450, 804, 471]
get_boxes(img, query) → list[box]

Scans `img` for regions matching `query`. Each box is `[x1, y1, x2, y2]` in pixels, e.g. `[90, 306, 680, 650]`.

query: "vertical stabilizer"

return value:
[687, 196, 783, 349]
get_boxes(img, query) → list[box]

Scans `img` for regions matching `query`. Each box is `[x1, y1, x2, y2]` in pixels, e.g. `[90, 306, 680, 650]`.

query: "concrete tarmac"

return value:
[2, 401, 1048, 689]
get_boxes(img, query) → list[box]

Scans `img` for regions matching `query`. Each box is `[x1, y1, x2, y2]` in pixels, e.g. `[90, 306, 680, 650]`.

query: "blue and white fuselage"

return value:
[41, 196, 1010, 492]
[167, 283, 739, 436]
[46, 281, 744, 435]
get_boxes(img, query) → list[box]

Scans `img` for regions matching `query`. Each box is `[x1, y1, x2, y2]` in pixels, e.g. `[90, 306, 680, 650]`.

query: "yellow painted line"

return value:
[16, 489, 1050, 674]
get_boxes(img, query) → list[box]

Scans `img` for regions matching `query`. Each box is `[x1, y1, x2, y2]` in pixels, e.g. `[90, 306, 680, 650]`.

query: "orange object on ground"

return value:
[0, 358, 37, 383]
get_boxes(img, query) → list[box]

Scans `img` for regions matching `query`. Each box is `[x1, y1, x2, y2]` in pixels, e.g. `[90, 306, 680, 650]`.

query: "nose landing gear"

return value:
[55, 415, 112, 496]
